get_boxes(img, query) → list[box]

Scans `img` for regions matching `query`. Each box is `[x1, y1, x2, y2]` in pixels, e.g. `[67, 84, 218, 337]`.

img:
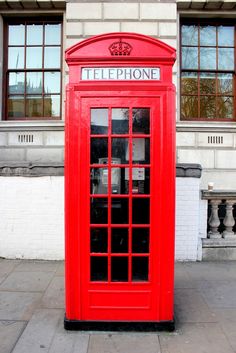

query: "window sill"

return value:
[176, 121, 236, 133]
[0, 120, 65, 131]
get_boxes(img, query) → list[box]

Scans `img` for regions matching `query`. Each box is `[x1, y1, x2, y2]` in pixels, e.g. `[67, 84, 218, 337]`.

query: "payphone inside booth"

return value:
[65, 33, 176, 330]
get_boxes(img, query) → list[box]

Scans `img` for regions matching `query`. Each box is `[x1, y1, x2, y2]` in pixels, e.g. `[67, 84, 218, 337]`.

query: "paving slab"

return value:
[0, 320, 26, 353]
[0, 260, 22, 285]
[55, 262, 64, 276]
[212, 309, 236, 351]
[0, 291, 42, 320]
[40, 276, 64, 309]
[197, 280, 236, 308]
[11, 309, 63, 353]
[88, 333, 161, 353]
[174, 263, 195, 289]
[184, 262, 236, 281]
[0, 271, 54, 292]
[175, 288, 217, 323]
[14, 260, 59, 273]
[159, 323, 234, 353]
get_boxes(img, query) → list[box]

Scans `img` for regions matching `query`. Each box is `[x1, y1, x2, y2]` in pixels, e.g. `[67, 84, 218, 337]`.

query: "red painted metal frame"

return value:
[65, 33, 176, 324]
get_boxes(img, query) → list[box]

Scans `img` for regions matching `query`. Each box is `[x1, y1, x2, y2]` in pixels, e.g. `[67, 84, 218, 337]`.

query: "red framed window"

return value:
[181, 20, 235, 121]
[4, 18, 62, 120]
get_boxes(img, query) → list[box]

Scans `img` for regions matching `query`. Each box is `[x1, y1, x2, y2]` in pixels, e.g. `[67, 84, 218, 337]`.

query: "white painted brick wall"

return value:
[0, 176, 203, 261]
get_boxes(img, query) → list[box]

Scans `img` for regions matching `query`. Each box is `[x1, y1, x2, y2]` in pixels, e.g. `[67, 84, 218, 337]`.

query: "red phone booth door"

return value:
[78, 96, 163, 321]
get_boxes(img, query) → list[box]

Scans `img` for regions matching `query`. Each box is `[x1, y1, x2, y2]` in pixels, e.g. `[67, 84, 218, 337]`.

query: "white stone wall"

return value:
[0, 175, 204, 261]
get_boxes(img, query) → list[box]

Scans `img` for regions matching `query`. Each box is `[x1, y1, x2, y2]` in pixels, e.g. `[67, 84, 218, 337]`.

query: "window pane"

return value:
[181, 25, 198, 46]
[131, 167, 150, 194]
[9, 73, 25, 94]
[44, 72, 61, 94]
[132, 108, 150, 134]
[200, 96, 216, 119]
[132, 198, 150, 224]
[200, 26, 216, 46]
[91, 109, 108, 134]
[26, 47, 42, 69]
[8, 96, 24, 118]
[91, 257, 108, 281]
[218, 48, 234, 70]
[217, 74, 233, 95]
[26, 96, 43, 117]
[200, 73, 216, 94]
[26, 72, 43, 94]
[111, 198, 128, 224]
[182, 47, 198, 69]
[111, 228, 128, 253]
[91, 138, 108, 164]
[132, 228, 149, 253]
[91, 167, 108, 194]
[9, 24, 25, 45]
[217, 97, 233, 119]
[181, 96, 198, 119]
[111, 167, 122, 194]
[112, 138, 129, 164]
[200, 48, 216, 70]
[27, 24, 43, 45]
[132, 257, 148, 281]
[45, 24, 61, 45]
[112, 108, 129, 134]
[44, 47, 61, 68]
[132, 138, 150, 164]
[90, 228, 108, 253]
[90, 198, 108, 224]
[44, 95, 60, 117]
[8, 47, 24, 69]
[218, 26, 234, 47]
[111, 257, 128, 282]
[181, 72, 198, 95]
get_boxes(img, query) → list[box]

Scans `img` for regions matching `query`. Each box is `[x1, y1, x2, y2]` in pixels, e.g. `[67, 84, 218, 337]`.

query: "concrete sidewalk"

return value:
[1, 260, 236, 353]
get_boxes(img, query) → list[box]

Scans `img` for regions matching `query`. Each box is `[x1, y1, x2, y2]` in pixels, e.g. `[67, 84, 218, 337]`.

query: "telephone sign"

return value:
[65, 33, 176, 331]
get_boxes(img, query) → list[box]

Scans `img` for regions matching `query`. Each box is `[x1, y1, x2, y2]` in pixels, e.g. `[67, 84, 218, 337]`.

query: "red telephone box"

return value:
[65, 33, 176, 331]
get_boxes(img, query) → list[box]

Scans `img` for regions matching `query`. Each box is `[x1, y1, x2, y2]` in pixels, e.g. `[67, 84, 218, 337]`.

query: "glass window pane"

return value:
[200, 48, 216, 70]
[200, 26, 216, 46]
[91, 138, 108, 164]
[132, 108, 150, 134]
[132, 257, 148, 281]
[132, 228, 149, 253]
[217, 74, 233, 95]
[200, 73, 216, 94]
[111, 167, 122, 194]
[218, 26, 234, 47]
[91, 257, 108, 281]
[91, 109, 108, 134]
[9, 73, 25, 94]
[26, 96, 43, 117]
[44, 47, 61, 68]
[90, 198, 108, 224]
[111, 257, 128, 282]
[90, 228, 108, 253]
[8, 96, 24, 118]
[132, 198, 150, 224]
[44, 72, 61, 94]
[182, 47, 198, 70]
[26, 47, 42, 69]
[112, 108, 129, 134]
[181, 72, 198, 95]
[132, 138, 150, 164]
[44, 95, 60, 117]
[181, 25, 198, 46]
[112, 138, 129, 164]
[91, 167, 108, 194]
[45, 24, 61, 45]
[111, 228, 128, 253]
[111, 198, 129, 224]
[8, 47, 24, 69]
[26, 72, 43, 94]
[27, 24, 43, 45]
[218, 48, 234, 70]
[217, 97, 233, 119]
[200, 96, 216, 119]
[9, 24, 25, 45]
[132, 167, 150, 194]
[181, 96, 198, 119]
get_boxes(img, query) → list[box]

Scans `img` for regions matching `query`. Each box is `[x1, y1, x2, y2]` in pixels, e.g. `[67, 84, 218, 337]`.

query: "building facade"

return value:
[0, 0, 236, 260]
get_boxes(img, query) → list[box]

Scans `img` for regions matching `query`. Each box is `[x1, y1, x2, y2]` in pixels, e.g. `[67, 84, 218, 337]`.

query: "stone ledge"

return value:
[202, 190, 236, 200]
[176, 163, 202, 178]
[202, 238, 236, 248]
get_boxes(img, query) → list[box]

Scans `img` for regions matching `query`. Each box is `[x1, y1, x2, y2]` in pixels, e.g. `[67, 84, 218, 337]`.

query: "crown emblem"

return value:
[109, 39, 132, 56]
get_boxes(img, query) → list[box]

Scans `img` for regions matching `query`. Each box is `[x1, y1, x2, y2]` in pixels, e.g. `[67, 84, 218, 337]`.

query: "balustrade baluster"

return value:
[222, 200, 236, 239]
[208, 200, 221, 239]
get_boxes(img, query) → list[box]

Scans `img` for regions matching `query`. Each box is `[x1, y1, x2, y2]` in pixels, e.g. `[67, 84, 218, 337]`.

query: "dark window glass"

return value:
[132, 108, 150, 134]
[132, 228, 149, 253]
[90, 198, 108, 224]
[111, 198, 129, 224]
[181, 72, 198, 95]
[91, 167, 108, 194]
[112, 138, 129, 164]
[111, 257, 128, 281]
[90, 228, 108, 253]
[91, 257, 108, 281]
[132, 198, 150, 224]
[132, 257, 148, 281]
[90, 138, 108, 164]
[131, 168, 150, 194]
[111, 228, 128, 253]
[91, 108, 108, 134]
[112, 108, 129, 134]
